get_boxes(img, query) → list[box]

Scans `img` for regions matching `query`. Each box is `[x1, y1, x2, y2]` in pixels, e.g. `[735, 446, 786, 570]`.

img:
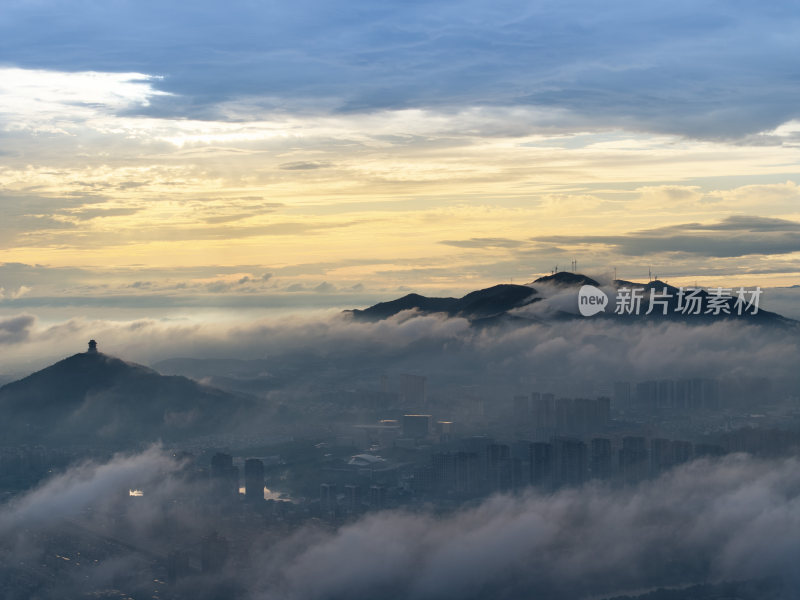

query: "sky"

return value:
[2, 0, 800, 318]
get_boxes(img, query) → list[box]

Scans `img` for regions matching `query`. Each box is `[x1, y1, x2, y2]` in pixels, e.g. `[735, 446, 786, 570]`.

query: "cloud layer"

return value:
[3, 447, 800, 599]
[260, 454, 800, 599]
[1, 307, 798, 398]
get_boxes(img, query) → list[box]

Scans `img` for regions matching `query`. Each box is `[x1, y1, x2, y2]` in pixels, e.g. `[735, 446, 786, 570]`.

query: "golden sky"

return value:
[2, 3, 800, 309]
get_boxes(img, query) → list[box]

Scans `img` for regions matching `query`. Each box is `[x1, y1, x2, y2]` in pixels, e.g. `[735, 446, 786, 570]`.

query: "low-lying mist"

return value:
[1, 448, 799, 599]
[2, 309, 798, 393]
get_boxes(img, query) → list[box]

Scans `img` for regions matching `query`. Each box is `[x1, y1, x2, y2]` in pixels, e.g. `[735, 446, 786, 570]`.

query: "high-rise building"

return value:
[436, 420, 455, 443]
[167, 550, 191, 585]
[555, 398, 572, 432]
[572, 397, 591, 433]
[702, 379, 720, 410]
[590, 437, 612, 480]
[412, 465, 435, 493]
[694, 443, 724, 457]
[613, 381, 631, 410]
[485, 443, 513, 491]
[432, 452, 456, 489]
[596, 396, 611, 427]
[398, 373, 427, 406]
[454, 451, 480, 493]
[635, 381, 658, 411]
[320, 483, 337, 513]
[244, 458, 264, 502]
[554, 437, 587, 487]
[200, 532, 229, 573]
[530, 442, 554, 489]
[210, 453, 238, 496]
[369, 485, 387, 510]
[675, 378, 720, 411]
[513, 395, 530, 428]
[619, 436, 648, 483]
[343, 484, 363, 514]
[656, 380, 675, 409]
[210, 452, 232, 478]
[650, 438, 673, 477]
[403, 414, 431, 439]
[672, 440, 693, 465]
[532, 392, 555, 430]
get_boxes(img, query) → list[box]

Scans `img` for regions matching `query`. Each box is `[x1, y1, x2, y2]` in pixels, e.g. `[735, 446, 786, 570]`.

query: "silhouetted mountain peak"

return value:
[614, 279, 682, 294]
[533, 272, 599, 287]
[0, 343, 254, 446]
[0, 350, 159, 402]
[348, 283, 537, 321]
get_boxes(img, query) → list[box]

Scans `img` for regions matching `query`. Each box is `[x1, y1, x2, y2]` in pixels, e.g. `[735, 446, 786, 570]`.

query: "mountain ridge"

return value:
[347, 272, 793, 325]
[348, 283, 539, 321]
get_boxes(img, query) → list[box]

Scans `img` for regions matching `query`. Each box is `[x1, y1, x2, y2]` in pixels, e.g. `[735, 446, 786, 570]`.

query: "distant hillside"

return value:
[153, 357, 279, 397]
[0, 343, 255, 446]
[346, 272, 793, 325]
[348, 283, 538, 321]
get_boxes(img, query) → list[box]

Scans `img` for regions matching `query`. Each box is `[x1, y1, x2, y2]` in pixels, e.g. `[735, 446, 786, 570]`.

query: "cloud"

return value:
[1, 2, 799, 138]
[313, 281, 336, 293]
[0, 67, 169, 131]
[279, 161, 331, 170]
[0, 314, 35, 344]
[655, 215, 800, 234]
[261, 455, 800, 599]
[439, 237, 524, 249]
[538, 215, 800, 258]
[203, 214, 261, 224]
[635, 184, 704, 205]
[69, 207, 141, 220]
[0, 263, 372, 304]
[0, 302, 797, 397]
[128, 280, 152, 289]
[0, 446, 176, 533]
[0, 447, 222, 598]
[4, 448, 800, 598]
[1, 300, 799, 595]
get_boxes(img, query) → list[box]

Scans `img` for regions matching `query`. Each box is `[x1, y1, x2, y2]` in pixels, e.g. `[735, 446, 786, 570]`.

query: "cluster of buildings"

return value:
[614, 379, 721, 412]
[407, 434, 724, 497]
[512, 393, 611, 436]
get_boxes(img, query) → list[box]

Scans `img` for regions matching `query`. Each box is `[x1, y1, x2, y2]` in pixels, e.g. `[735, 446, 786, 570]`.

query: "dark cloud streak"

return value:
[538, 215, 800, 257]
[439, 237, 524, 249]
